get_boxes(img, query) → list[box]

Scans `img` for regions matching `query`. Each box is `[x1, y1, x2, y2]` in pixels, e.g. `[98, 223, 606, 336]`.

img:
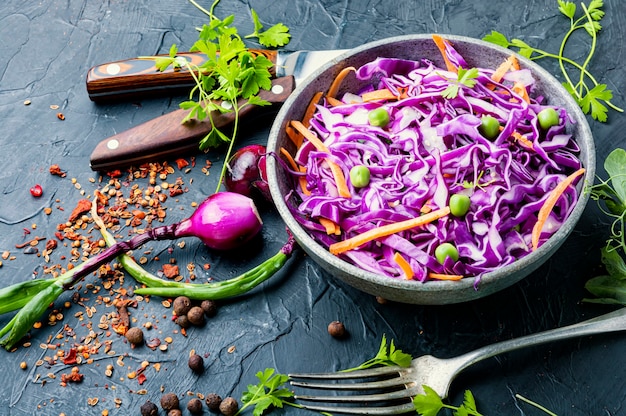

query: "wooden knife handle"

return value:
[89, 76, 294, 172]
[86, 49, 278, 102]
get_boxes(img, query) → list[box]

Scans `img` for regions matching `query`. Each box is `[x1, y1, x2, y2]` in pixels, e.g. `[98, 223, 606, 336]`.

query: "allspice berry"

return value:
[205, 393, 222, 411]
[187, 306, 205, 326]
[188, 354, 204, 373]
[327, 320, 346, 338]
[201, 299, 218, 317]
[167, 410, 182, 416]
[125, 327, 144, 345]
[175, 315, 191, 329]
[219, 397, 239, 416]
[140, 400, 159, 416]
[160, 392, 180, 411]
[173, 296, 192, 316]
[187, 398, 203, 414]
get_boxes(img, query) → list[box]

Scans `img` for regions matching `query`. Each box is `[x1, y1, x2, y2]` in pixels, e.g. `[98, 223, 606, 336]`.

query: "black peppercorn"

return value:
[187, 398, 203, 414]
[140, 400, 158, 416]
[187, 306, 205, 326]
[188, 354, 204, 373]
[205, 393, 222, 411]
[219, 397, 239, 416]
[160, 392, 180, 411]
[173, 296, 192, 316]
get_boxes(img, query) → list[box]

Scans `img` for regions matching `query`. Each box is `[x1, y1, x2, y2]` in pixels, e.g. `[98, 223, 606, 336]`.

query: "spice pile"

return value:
[3, 157, 258, 415]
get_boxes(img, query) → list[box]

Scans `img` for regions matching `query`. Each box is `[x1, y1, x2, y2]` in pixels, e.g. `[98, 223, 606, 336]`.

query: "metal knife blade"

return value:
[86, 49, 347, 102]
[89, 76, 294, 171]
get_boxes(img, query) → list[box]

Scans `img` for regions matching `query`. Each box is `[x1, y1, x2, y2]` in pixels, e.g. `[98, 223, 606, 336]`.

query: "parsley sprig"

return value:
[414, 386, 483, 416]
[156, 0, 290, 193]
[483, 0, 622, 122]
[441, 67, 479, 99]
[341, 334, 413, 372]
[236, 368, 302, 416]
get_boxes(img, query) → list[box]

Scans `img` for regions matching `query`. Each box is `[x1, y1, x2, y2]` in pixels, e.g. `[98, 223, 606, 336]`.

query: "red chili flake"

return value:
[63, 347, 78, 365]
[23, 228, 31, 236]
[145, 338, 161, 350]
[49, 164, 67, 178]
[106, 170, 122, 178]
[54, 231, 65, 241]
[57, 112, 65, 120]
[30, 184, 43, 197]
[137, 373, 147, 385]
[68, 199, 92, 222]
[162, 264, 179, 279]
[175, 158, 189, 170]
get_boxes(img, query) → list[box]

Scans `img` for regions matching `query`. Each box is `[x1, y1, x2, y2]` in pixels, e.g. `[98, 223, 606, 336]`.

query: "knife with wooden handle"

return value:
[86, 49, 346, 102]
[89, 76, 294, 171]
[88, 48, 348, 171]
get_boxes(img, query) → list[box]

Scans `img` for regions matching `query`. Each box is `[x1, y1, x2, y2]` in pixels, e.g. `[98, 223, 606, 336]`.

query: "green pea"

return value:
[449, 194, 471, 217]
[435, 243, 459, 265]
[479, 115, 500, 139]
[368, 107, 390, 127]
[349, 165, 371, 188]
[537, 108, 559, 130]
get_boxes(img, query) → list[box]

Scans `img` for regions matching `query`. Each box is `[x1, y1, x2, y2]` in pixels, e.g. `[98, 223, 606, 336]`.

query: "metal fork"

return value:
[289, 308, 626, 415]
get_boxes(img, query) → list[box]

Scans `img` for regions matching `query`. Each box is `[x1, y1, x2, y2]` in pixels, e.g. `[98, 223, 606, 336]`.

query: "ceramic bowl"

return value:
[266, 34, 595, 305]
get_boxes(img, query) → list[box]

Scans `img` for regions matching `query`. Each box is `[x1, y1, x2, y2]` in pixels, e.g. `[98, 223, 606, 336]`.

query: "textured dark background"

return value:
[0, 0, 625, 415]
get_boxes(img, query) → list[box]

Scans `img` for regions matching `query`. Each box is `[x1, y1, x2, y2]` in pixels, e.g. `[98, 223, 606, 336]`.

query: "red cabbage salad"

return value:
[281, 36, 585, 284]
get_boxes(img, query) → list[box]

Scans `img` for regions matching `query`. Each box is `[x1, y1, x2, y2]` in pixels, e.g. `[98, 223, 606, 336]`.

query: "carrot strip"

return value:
[302, 91, 324, 127]
[361, 88, 397, 102]
[531, 168, 586, 251]
[327, 66, 356, 99]
[326, 96, 344, 107]
[290, 120, 351, 198]
[432, 34, 457, 73]
[329, 206, 451, 255]
[279, 147, 310, 196]
[428, 272, 464, 281]
[491, 55, 519, 84]
[285, 124, 303, 148]
[319, 217, 340, 235]
[512, 81, 530, 103]
[511, 131, 534, 150]
[291, 120, 330, 152]
[393, 252, 414, 280]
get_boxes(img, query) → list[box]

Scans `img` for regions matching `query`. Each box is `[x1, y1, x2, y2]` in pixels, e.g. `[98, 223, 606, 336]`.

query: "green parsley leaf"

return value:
[482, 30, 509, 48]
[246, 9, 291, 47]
[580, 83, 612, 122]
[441, 67, 479, 99]
[238, 368, 300, 416]
[413, 385, 445, 416]
[558, 0, 576, 19]
[341, 335, 413, 372]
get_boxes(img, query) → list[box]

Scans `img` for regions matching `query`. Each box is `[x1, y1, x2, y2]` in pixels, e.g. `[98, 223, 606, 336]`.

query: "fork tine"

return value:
[297, 401, 416, 415]
[289, 365, 403, 380]
[290, 373, 412, 391]
[295, 384, 420, 403]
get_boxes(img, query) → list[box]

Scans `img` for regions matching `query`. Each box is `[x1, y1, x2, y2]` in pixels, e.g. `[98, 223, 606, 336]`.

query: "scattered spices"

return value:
[205, 393, 222, 411]
[30, 184, 43, 198]
[19, 361, 27, 370]
[57, 112, 65, 120]
[140, 400, 159, 416]
[49, 164, 67, 177]
[167, 410, 182, 416]
[67, 199, 92, 222]
[160, 392, 180, 411]
[187, 398, 203, 414]
[60, 366, 84, 386]
[188, 353, 204, 373]
[328, 320, 347, 338]
[219, 397, 239, 416]
[175, 315, 190, 329]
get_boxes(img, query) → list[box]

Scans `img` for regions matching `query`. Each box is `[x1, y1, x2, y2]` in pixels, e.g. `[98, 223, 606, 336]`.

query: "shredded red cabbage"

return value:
[283, 41, 583, 283]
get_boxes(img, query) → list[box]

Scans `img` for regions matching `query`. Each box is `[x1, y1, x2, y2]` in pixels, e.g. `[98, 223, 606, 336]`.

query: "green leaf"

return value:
[557, 0, 576, 19]
[583, 21, 602, 37]
[442, 67, 478, 99]
[482, 30, 510, 48]
[168, 43, 178, 58]
[604, 148, 626, 204]
[246, 9, 291, 47]
[601, 247, 626, 279]
[413, 385, 445, 416]
[462, 390, 478, 412]
[587, 0, 605, 20]
[584, 274, 626, 304]
[510, 39, 534, 58]
[580, 83, 611, 122]
[154, 57, 175, 72]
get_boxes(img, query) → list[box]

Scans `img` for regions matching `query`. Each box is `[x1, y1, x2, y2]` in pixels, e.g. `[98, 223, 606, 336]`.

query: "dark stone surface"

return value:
[0, 0, 624, 415]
